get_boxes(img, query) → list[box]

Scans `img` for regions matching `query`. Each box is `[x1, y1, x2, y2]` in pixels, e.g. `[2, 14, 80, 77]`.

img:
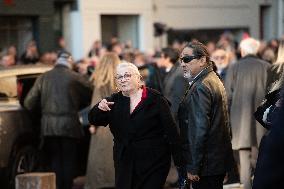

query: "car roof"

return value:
[0, 64, 53, 78]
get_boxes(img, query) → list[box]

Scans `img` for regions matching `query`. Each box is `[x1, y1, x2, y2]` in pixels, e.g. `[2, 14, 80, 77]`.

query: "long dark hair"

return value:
[183, 41, 221, 78]
[183, 41, 210, 63]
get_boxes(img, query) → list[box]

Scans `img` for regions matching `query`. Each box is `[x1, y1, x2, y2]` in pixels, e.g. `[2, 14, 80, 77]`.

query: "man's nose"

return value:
[180, 62, 185, 66]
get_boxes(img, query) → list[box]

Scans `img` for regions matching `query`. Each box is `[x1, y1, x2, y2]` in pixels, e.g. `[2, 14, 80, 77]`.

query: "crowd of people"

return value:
[2, 31, 284, 189]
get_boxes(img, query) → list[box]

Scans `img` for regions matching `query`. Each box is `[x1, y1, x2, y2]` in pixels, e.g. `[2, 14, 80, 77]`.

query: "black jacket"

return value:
[24, 65, 93, 138]
[163, 63, 187, 119]
[88, 88, 181, 189]
[253, 83, 284, 189]
[178, 66, 233, 176]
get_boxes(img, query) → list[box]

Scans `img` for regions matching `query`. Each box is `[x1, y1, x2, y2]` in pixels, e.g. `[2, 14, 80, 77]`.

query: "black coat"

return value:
[163, 63, 187, 119]
[253, 88, 284, 189]
[24, 65, 93, 138]
[178, 66, 233, 176]
[88, 88, 181, 189]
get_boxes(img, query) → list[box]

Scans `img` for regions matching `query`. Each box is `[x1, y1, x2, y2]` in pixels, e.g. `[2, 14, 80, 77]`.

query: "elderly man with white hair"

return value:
[225, 38, 271, 189]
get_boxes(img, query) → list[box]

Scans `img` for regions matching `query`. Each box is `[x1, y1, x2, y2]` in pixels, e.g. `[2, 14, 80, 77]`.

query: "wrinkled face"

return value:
[211, 49, 229, 70]
[116, 67, 140, 93]
[179, 47, 203, 79]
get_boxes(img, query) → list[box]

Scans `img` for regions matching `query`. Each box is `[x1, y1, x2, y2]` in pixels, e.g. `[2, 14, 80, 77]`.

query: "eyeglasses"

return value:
[115, 73, 132, 81]
[180, 55, 198, 63]
[212, 55, 226, 60]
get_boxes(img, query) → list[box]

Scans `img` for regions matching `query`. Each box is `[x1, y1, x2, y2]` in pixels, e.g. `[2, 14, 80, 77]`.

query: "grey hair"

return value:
[116, 62, 141, 77]
[240, 38, 260, 56]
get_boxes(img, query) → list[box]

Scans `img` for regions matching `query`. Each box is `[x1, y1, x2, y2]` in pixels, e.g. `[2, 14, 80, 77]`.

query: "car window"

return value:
[17, 75, 38, 105]
[0, 74, 38, 105]
[0, 76, 17, 100]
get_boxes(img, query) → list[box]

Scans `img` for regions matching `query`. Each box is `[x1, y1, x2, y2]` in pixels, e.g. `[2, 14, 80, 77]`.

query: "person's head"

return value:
[58, 37, 66, 49]
[111, 36, 119, 44]
[206, 41, 216, 56]
[8, 45, 17, 57]
[115, 62, 141, 95]
[268, 39, 279, 50]
[172, 40, 182, 50]
[134, 52, 146, 66]
[112, 42, 123, 56]
[56, 51, 73, 69]
[211, 48, 230, 70]
[93, 52, 120, 91]
[75, 59, 91, 75]
[123, 51, 135, 63]
[261, 47, 276, 64]
[275, 41, 284, 69]
[239, 38, 260, 57]
[26, 41, 38, 53]
[159, 47, 179, 68]
[1, 54, 15, 67]
[179, 41, 210, 79]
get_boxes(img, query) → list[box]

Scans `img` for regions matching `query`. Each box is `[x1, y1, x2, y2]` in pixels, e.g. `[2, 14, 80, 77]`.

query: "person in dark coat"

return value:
[24, 52, 93, 189]
[20, 40, 40, 64]
[88, 62, 182, 189]
[160, 47, 187, 120]
[225, 38, 271, 189]
[178, 41, 233, 189]
[158, 47, 187, 187]
[255, 42, 284, 129]
[252, 75, 284, 189]
[134, 52, 164, 93]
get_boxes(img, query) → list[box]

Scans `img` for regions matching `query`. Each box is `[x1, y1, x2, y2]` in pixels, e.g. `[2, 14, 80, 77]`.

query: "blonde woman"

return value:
[267, 41, 284, 91]
[85, 52, 120, 189]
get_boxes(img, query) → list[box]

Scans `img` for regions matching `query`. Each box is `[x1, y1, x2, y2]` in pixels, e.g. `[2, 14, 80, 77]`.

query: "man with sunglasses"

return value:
[178, 41, 233, 189]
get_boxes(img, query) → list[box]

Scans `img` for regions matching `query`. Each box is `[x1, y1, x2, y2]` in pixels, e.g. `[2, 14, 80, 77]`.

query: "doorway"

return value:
[0, 16, 37, 55]
[101, 15, 139, 48]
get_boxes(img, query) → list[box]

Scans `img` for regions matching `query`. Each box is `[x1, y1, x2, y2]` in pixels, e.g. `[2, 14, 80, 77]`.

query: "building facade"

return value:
[0, 0, 75, 55]
[1, 0, 283, 59]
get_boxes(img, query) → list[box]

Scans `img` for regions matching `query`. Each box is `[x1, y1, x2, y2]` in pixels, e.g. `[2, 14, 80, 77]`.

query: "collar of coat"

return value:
[54, 64, 70, 69]
[115, 87, 169, 116]
[242, 54, 259, 59]
[182, 65, 214, 99]
[190, 65, 213, 85]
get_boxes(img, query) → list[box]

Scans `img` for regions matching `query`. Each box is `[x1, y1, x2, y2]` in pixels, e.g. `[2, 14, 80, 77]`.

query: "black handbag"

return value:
[254, 89, 281, 129]
[177, 167, 190, 189]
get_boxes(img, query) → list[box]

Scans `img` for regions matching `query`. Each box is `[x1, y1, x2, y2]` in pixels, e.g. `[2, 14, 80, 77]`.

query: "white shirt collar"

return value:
[189, 66, 210, 85]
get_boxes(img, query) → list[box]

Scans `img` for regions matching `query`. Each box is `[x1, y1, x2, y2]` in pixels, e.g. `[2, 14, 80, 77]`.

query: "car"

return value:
[0, 65, 52, 188]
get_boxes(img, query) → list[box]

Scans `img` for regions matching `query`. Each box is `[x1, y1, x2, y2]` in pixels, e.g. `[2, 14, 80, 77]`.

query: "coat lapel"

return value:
[130, 90, 155, 117]
[181, 66, 213, 103]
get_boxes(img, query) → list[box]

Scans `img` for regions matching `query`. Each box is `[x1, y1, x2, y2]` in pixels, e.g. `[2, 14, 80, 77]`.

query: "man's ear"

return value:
[199, 56, 207, 67]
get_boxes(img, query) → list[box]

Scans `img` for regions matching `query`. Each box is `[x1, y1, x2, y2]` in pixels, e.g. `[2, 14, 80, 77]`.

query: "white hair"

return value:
[240, 38, 260, 56]
[116, 62, 141, 76]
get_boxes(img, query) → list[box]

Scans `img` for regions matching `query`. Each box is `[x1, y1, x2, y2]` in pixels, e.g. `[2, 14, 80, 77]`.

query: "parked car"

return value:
[0, 65, 52, 188]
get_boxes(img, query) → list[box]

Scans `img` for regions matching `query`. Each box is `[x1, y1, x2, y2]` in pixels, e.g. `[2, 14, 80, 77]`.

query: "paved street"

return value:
[73, 176, 243, 189]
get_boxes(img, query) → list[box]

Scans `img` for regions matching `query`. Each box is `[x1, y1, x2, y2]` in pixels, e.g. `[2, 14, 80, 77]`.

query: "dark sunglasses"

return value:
[180, 55, 198, 63]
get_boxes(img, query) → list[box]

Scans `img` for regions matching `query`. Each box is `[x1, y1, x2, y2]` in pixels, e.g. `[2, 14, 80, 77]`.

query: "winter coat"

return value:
[225, 55, 270, 149]
[24, 64, 92, 138]
[88, 88, 182, 189]
[178, 65, 233, 176]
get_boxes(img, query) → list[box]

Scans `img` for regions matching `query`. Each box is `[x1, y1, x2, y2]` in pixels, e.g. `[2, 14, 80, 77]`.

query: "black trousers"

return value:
[43, 137, 79, 189]
[192, 174, 225, 189]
